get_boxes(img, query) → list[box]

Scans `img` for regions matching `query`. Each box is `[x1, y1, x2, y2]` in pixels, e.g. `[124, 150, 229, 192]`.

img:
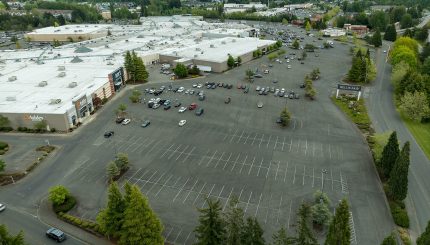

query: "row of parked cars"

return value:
[255, 86, 299, 99]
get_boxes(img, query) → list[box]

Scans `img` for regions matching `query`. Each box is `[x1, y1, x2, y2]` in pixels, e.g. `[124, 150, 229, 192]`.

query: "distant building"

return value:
[284, 3, 313, 11]
[322, 28, 346, 37]
[101, 11, 112, 20]
[344, 24, 369, 36]
[224, 2, 267, 14]
[38, 9, 73, 21]
[25, 24, 110, 42]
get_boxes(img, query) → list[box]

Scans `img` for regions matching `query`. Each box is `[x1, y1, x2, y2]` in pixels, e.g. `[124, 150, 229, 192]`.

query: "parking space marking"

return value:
[168, 144, 183, 160]
[146, 172, 166, 195]
[243, 132, 251, 145]
[254, 193, 263, 217]
[287, 200, 292, 228]
[264, 194, 272, 224]
[250, 133, 258, 146]
[222, 153, 233, 170]
[229, 129, 239, 143]
[139, 171, 158, 191]
[184, 231, 193, 245]
[172, 177, 190, 203]
[296, 139, 300, 153]
[122, 168, 142, 188]
[165, 227, 174, 240]
[289, 139, 293, 152]
[249, 157, 259, 175]
[293, 165, 297, 184]
[284, 161, 289, 182]
[230, 153, 241, 172]
[161, 144, 175, 158]
[265, 161, 271, 179]
[302, 166, 306, 186]
[173, 229, 183, 244]
[282, 137, 286, 151]
[214, 152, 225, 168]
[273, 136, 279, 150]
[183, 179, 199, 203]
[258, 134, 265, 148]
[312, 142, 316, 157]
[131, 169, 150, 186]
[198, 149, 211, 166]
[236, 130, 245, 144]
[276, 196, 283, 224]
[201, 184, 216, 208]
[266, 135, 272, 148]
[304, 139, 308, 156]
[216, 185, 225, 202]
[155, 175, 174, 197]
[312, 168, 315, 187]
[174, 145, 189, 161]
[222, 187, 234, 211]
[238, 155, 249, 174]
[237, 188, 244, 205]
[182, 147, 195, 163]
[130, 138, 150, 153]
[274, 161, 280, 181]
[223, 128, 231, 141]
[340, 171, 348, 194]
[206, 150, 219, 167]
[244, 191, 253, 214]
[193, 182, 207, 205]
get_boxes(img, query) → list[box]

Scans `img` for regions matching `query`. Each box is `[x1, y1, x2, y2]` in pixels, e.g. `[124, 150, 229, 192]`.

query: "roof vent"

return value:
[6, 96, 16, 101]
[68, 82, 78, 88]
[221, 41, 226, 44]
[210, 44, 215, 48]
[39, 81, 48, 87]
[195, 48, 201, 51]
[232, 39, 236, 42]
[50, 99, 62, 104]
[194, 54, 198, 58]
[58, 66, 65, 71]
[58, 72, 66, 77]
[8, 76, 17, 81]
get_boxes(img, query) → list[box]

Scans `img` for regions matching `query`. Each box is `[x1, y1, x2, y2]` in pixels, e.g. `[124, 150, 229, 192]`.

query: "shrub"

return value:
[0, 127, 13, 132]
[0, 142, 8, 150]
[50, 128, 56, 132]
[53, 195, 76, 214]
[36, 145, 56, 153]
[390, 202, 410, 228]
[49, 185, 70, 206]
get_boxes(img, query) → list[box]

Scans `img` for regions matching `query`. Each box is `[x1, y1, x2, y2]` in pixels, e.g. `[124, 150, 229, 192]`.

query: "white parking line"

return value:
[131, 169, 150, 186]
[184, 231, 193, 245]
[201, 184, 216, 208]
[312, 142, 316, 157]
[223, 128, 231, 141]
[123, 168, 142, 188]
[293, 165, 297, 184]
[289, 139, 293, 152]
[282, 137, 286, 151]
[264, 194, 272, 224]
[275, 162, 280, 181]
[165, 227, 174, 240]
[229, 129, 239, 143]
[198, 149, 211, 166]
[214, 152, 226, 168]
[250, 133, 258, 146]
[258, 134, 265, 148]
[161, 144, 175, 158]
[287, 200, 292, 228]
[265, 161, 271, 179]
[250, 157, 260, 175]
[276, 196, 283, 224]
[254, 193, 263, 217]
[296, 139, 300, 153]
[236, 130, 245, 143]
[193, 182, 207, 205]
[230, 153, 242, 172]
[302, 166, 306, 186]
[237, 188, 244, 205]
[173, 229, 182, 243]
[175, 145, 189, 161]
[130, 137, 150, 153]
[244, 191, 253, 214]
[182, 146, 196, 163]
[243, 133, 251, 144]
[168, 145, 183, 160]
[183, 179, 199, 203]
[216, 185, 225, 202]
[206, 150, 219, 167]
[222, 153, 233, 170]
[222, 187, 234, 211]
[312, 168, 315, 187]
[146, 172, 166, 195]
[273, 136, 279, 150]
[155, 175, 174, 196]
[239, 155, 249, 174]
[144, 139, 162, 155]
[139, 171, 158, 191]
[284, 161, 289, 182]
[266, 135, 272, 148]
[172, 178, 190, 202]
[304, 139, 308, 156]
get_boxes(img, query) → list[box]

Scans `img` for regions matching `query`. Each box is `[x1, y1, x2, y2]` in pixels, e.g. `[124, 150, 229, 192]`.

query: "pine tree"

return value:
[124, 51, 133, 82]
[227, 55, 235, 68]
[0, 224, 25, 245]
[224, 196, 244, 245]
[388, 141, 411, 201]
[134, 57, 149, 82]
[417, 221, 430, 245]
[194, 198, 226, 245]
[348, 50, 364, 83]
[372, 29, 382, 47]
[240, 217, 265, 245]
[384, 24, 397, 42]
[324, 199, 350, 245]
[119, 185, 163, 245]
[295, 203, 317, 245]
[379, 131, 400, 178]
[106, 161, 120, 179]
[97, 182, 126, 238]
[272, 227, 294, 245]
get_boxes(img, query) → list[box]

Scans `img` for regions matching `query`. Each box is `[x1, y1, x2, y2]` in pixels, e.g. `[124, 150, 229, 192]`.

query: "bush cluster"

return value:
[0, 127, 13, 132]
[0, 141, 8, 155]
[390, 201, 410, 228]
[53, 195, 77, 214]
[36, 145, 56, 153]
[17, 127, 47, 133]
[58, 212, 102, 235]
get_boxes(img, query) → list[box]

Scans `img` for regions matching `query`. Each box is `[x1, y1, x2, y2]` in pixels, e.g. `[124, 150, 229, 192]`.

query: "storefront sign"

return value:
[23, 114, 44, 122]
[337, 84, 361, 91]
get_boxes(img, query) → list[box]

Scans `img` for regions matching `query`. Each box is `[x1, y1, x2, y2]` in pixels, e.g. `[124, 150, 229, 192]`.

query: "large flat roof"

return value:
[27, 24, 112, 35]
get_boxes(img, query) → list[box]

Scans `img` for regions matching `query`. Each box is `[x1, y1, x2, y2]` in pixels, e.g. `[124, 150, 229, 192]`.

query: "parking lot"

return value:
[57, 24, 393, 244]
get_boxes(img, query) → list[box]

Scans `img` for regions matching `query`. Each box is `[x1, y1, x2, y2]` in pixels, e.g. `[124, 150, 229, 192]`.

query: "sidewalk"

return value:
[38, 198, 112, 245]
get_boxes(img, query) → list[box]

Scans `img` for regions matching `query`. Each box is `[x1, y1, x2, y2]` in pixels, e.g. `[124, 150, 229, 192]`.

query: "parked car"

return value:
[178, 107, 187, 113]
[264, 69, 269, 74]
[0, 203, 6, 212]
[115, 117, 125, 124]
[104, 131, 114, 138]
[164, 105, 171, 110]
[141, 120, 150, 128]
[122, 118, 131, 125]
[199, 95, 205, 101]
[254, 74, 263, 78]
[295, 93, 300, 99]
[244, 87, 249, 93]
[174, 101, 181, 107]
[195, 108, 204, 116]
[228, 84, 233, 89]
[179, 120, 187, 126]
[257, 101, 263, 108]
[188, 103, 197, 110]
[152, 103, 160, 109]
[256, 86, 261, 91]
[225, 97, 231, 104]
[46, 228, 66, 243]
[300, 83, 305, 88]
[237, 83, 242, 89]
[164, 100, 171, 106]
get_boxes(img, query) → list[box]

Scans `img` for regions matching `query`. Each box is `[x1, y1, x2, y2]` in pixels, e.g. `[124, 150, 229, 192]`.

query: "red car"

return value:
[237, 83, 242, 89]
[188, 103, 197, 110]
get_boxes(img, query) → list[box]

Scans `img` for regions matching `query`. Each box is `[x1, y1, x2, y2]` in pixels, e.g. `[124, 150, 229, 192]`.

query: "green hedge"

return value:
[390, 201, 410, 228]
[58, 212, 103, 236]
[0, 141, 8, 150]
[53, 196, 76, 214]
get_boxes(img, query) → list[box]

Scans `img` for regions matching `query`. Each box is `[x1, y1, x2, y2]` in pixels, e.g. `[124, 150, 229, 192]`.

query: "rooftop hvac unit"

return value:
[38, 81, 48, 87]
[232, 39, 236, 42]
[8, 76, 17, 82]
[58, 72, 66, 77]
[6, 96, 16, 101]
[194, 54, 198, 58]
[210, 44, 215, 48]
[195, 48, 201, 51]
[68, 82, 78, 88]
[58, 66, 65, 71]
[107, 61, 113, 65]
[50, 99, 62, 104]
[221, 41, 226, 44]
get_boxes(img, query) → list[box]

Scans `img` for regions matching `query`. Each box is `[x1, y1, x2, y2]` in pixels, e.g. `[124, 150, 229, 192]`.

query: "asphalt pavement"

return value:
[366, 41, 430, 241]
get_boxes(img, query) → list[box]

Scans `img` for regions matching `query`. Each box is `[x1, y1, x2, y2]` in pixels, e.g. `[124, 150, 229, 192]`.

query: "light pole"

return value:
[320, 169, 328, 203]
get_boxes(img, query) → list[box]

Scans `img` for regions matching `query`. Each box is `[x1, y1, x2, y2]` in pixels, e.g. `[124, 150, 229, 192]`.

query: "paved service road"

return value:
[366, 42, 430, 239]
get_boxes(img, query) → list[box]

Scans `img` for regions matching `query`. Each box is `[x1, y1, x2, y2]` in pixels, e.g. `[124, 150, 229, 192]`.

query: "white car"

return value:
[286, 59, 290, 63]
[178, 107, 187, 113]
[197, 84, 202, 88]
[152, 103, 160, 109]
[264, 69, 269, 74]
[122, 118, 131, 125]
[257, 102, 263, 108]
[0, 203, 5, 212]
[177, 87, 184, 93]
[287, 65, 292, 69]
[383, 50, 387, 53]
[192, 84, 197, 88]
[179, 120, 187, 126]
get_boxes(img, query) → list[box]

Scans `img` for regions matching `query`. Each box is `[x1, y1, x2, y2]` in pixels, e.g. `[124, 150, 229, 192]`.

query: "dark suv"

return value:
[46, 228, 66, 242]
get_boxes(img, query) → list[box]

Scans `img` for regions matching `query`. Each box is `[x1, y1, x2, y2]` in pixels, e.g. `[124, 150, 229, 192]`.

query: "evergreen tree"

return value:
[131, 51, 139, 83]
[174, 64, 188, 78]
[194, 198, 226, 245]
[324, 199, 350, 245]
[134, 56, 149, 82]
[224, 196, 244, 245]
[227, 55, 235, 68]
[240, 217, 265, 245]
[106, 161, 120, 179]
[295, 203, 317, 245]
[417, 221, 430, 245]
[124, 51, 133, 81]
[119, 185, 163, 245]
[379, 131, 400, 178]
[0, 224, 25, 245]
[381, 232, 396, 245]
[292, 39, 300, 49]
[348, 50, 364, 83]
[384, 24, 397, 42]
[97, 182, 126, 238]
[372, 29, 382, 47]
[388, 142, 411, 201]
[272, 227, 294, 245]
